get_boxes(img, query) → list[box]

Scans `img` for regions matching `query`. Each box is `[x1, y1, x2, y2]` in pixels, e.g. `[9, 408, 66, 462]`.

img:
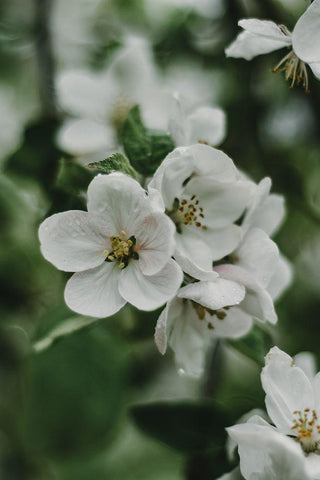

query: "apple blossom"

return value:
[149, 143, 254, 270]
[169, 93, 227, 147]
[39, 172, 183, 318]
[225, 0, 320, 92]
[226, 347, 320, 479]
[155, 256, 249, 377]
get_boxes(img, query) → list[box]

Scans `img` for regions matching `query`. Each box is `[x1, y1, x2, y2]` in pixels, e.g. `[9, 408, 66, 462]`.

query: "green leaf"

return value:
[121, 105, 174, 176]
[24, 325, 129, 459]
[88, 152, 137, 179]
[131, 400, 229, 453]
[228, 325, 274, 366]
[5, 118, 61, 190]
[33, 316, 98, 353]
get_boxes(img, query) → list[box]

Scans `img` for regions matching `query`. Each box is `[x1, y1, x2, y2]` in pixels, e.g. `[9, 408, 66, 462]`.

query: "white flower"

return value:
[56, 35, 170, 157]
[149, 143, 254, 270]
[225, 0, 320, 92]
[227, 347, 320, 480]
[39, 173, 183, 318]
[242, 177, 293, 301]
[169, 93, 227, 147]
[155, 255, 248, 377]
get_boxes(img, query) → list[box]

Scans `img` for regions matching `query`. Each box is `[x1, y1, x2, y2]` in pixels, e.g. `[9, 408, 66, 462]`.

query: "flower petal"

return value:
[267, 254, 293, 301]
[178, 278, 245, 311]
[166, 299, 210, 377]
[87, 172, 151, 236]
[239, 19, 292, 42]
[119, 259, 183, 311]
[186, 177, 252, 229]
[227, 421, 311, 480]
[154, 298, 182, 355]
[186, 106, 227, 146]
[242, 177, 286, 236]
[292, 0, 320, 64]
[214, 264, 277, 324]
[136, 212, 176, 276]
[57, 118, 114, 156]
[261, 346, 314, 434]
[208, 306, 253, 339]
[39, 210, 111, 272]
[226, 28, 290, 61]
[64, 262, 126, 318]
[236, 228, 279, 288]
[173, 250, 219, 282]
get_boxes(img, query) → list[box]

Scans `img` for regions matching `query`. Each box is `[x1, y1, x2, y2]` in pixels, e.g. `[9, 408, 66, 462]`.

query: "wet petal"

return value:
[119, 259, 183, 311]
[292, 0, 320, 63]
[64, 262, 125, 318]
[261, 346, 314, 434]
[136, 212, 176, 275]
[39, 210, 111, 272]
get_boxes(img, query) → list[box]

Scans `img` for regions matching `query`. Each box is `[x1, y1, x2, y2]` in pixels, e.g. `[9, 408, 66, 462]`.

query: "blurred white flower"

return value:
[169, 94, 226, 147]
[57, 36, 225, 157]
[227, 346, 320, 480]
[149, 144, 253, 270]
[39, 172, 182, 318]
[225, 0, 320, 91]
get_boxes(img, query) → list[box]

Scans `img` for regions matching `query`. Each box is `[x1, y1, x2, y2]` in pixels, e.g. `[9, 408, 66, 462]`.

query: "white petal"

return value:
[243, 177, 286, 236]
[238, 19, 292, 41]
[186, 178, 252, 229]
[292, 0, 320, 63]
[309, 62, 320, 80]
[150, 148, 194, 209]
[136, 212, 176, 276]
[57, 118, 114, 156]
[208, 306, 253, 338]
[154, 298, 182, 355]
[267, 254, 293, 301]
[178, 278, 245, 311]
[261, 346, 315, 434]
[175, 227, 215, 271]
[87, 172, 151, 236]
[57, 69, 110, 120]
[39, 210, 111, 272]
[226, 28, 290, 61]
[176, 224, 241, 269]
[64, 262, 126, 318]
[227, 422, 311, 480]
[167, 300, 210, 377]
[186, 106, 227, 146]
[188, 144, 237, 182]
[305, 453, 320, 480]
[215, 264, 277, 324]
[119, 259, 183, 311]
[236, 228, 279, 288]
[173, 250, 219, 282]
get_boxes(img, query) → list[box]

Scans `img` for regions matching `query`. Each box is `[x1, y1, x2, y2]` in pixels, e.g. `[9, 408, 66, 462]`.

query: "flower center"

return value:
[291, 408, 320, 453]
[191, 301, 230, 330]
[104, 231, 139, 269]
[271, 49, 310, 93]
[110, 94, 132, 133]
[168, 195, 207, 234]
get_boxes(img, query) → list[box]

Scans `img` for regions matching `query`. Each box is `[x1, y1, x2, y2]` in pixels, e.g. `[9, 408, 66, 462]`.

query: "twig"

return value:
[34, 0, 58, 118]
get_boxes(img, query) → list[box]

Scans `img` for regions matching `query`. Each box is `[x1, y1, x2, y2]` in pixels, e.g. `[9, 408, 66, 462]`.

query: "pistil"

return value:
[104, 231, 138, 269]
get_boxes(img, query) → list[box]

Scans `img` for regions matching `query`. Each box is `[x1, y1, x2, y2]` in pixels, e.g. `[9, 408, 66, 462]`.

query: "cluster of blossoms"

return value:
[222, 347, 320, 480]
[39, 109, 291, 378]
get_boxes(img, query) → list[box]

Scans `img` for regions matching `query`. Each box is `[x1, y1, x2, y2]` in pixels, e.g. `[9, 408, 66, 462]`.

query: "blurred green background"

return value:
[1, 0, 320, 478]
